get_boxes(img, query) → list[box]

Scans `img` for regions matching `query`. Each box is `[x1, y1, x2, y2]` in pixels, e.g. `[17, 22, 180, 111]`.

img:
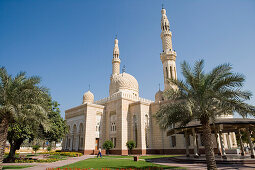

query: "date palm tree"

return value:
[156, 60, 255, 170]
[0, 67, 49, 169]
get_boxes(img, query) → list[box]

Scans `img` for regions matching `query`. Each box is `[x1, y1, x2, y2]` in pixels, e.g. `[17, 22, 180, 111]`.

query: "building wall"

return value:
[129, 101, 150, 154]
[64, 103, 104, 154]
[64, 97, 238, 155]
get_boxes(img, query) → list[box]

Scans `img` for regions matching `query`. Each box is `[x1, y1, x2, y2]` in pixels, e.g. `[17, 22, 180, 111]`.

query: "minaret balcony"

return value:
[160, 50, 177, 62]
[160, 31, 172, 37]
[112, 58, 121, 63]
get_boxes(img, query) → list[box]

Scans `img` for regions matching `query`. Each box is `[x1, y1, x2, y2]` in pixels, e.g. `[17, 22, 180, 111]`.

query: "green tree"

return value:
[156, 60, 255, 170]
[5, 100, 67, 162]
[47, 145, 52, 152]
[6, 122, 35, 162]
[236, 130, 255, 146]
[41, 101, 68, 143]
[32, 145, 40, 154]
[0, 67, 49, 168]
[126, 140, 136, 154]
[102, 140, 113, 154]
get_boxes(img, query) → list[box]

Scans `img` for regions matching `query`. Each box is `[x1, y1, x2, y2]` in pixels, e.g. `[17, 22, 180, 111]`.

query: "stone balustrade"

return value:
[94, 92, 153, 105]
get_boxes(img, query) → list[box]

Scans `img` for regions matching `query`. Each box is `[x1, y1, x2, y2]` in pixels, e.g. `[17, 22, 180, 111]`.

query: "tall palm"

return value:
[0, 67, 49, 169]
[156, 60, 255, 170]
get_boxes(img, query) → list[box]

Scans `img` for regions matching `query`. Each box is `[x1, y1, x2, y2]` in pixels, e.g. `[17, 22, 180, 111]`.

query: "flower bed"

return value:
[47, 168, 163, 170]
[40, 152, 83, 157]
[15, 158, 60, 163]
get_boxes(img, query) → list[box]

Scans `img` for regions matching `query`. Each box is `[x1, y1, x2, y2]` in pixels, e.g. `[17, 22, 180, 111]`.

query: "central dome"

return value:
[109, 73, 139, 96]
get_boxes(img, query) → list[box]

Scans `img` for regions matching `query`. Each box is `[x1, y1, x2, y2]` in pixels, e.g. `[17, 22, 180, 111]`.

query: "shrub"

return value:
[58, 152, 82, 157]
[15, 158, 60, 163]
[102, 140, 113, 154]
[47, 146, 52, 152]
[126, 140, 136, 153]
[32, 145, 40, 154]
[40, 151, 82, 157]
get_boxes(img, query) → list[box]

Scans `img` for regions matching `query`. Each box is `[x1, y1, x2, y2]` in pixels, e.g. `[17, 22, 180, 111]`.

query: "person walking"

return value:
[97, 147, 102, 158]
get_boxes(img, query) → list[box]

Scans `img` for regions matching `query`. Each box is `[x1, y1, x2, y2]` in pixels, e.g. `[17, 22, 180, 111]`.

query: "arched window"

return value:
[170, 66, 173, 79]
[79, 123, 84, 134]
[145, 114, 149, 148]
[166, 67, 169, 79]
[174, 67, 177, 79]
[72, 124, 77, 150]
[110, 112, 116, 133]
[68, 138, 71, 147]
[145, 115, 149, 127]
[73, 124, 77, 134]
[78, 123, 84, 150]
[133, 115, 138, 147]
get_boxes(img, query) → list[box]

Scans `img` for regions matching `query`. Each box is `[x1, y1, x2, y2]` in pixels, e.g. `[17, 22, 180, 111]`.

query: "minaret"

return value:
[160, 8, 177, 90]
[112, 38, 121, 75]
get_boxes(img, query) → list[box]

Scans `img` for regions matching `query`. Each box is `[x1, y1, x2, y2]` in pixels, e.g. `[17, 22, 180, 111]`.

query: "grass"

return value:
[140, 155, 181, 159]
[57, 156, 184, 169]
[103, 155, 133, 159]
[48, 154, 68, 159]
[103, 155, 181, 159]
[25, 154, 39, 158]
[3, 165, 33, 169]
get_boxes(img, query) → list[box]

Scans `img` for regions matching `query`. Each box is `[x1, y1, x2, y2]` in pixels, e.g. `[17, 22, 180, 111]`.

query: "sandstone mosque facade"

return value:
[63, 8, 237, 155]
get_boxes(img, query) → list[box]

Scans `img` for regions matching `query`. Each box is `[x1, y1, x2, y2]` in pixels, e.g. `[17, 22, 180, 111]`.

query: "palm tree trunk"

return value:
[202, 119, 217, 170]
[0, 118, 9, 170]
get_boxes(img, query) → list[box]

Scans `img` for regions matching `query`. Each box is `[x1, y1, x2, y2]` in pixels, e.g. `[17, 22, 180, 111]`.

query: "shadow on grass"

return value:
[106, 166, 183, 169]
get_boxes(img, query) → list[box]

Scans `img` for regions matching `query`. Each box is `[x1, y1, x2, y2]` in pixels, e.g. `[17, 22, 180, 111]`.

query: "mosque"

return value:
[62, 8, 238, 155]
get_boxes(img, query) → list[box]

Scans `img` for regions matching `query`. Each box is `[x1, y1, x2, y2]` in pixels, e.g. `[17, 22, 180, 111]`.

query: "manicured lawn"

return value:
[48, 154, 68, 159]
[58, 157, 184, 169]
[3, 165, 33, 169]
[103, 155, 181, 159]
[140, 155, 181, 159]
[103, 155, 133, 159]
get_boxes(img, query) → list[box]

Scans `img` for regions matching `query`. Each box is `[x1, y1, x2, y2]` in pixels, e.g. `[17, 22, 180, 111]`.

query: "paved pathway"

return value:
[3, 155, 94, 170]
[151, 158, 255, 170]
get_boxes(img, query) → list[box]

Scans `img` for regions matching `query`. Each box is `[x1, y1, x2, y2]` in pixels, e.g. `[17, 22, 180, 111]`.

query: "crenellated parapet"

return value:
[94, 91, 153, 105]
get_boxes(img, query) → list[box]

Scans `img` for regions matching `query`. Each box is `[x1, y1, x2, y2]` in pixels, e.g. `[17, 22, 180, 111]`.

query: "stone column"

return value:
[192, 128, 199, 158]
[137, 105, 147, 154]
[226, 132, 232, 149]
[228, 133, 233, 149]
[71, 135, 74, 151]
[65, 136, 68, 150]
[246, 128, 255, 158]
[118, 99, 129, 155]
[78, 135, 80, 151]
[238, 130, 245, 156]
[215, 132, 222, 156]
[196, 134, 200, 156]
[185, 130, 190, 157]
[219, 130, 227, 159]
[73, 135, 76, 151]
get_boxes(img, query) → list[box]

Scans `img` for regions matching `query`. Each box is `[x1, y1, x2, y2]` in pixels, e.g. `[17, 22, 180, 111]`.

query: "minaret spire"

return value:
[112, 37, 121, 75]
[160, 8, 177, 90]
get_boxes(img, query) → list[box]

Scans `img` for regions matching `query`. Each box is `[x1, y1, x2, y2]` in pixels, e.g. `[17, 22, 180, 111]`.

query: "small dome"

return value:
[109, 73, 139, 96]
[83, 91, 94, 104]
[155, 90, 163, 102]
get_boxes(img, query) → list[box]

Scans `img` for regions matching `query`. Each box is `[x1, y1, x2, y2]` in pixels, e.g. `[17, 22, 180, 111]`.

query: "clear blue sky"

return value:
[0, 0, 255, 118]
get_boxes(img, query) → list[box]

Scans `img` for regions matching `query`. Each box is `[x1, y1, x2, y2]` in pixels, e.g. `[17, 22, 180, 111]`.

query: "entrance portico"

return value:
[167, 118, 255, 159]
